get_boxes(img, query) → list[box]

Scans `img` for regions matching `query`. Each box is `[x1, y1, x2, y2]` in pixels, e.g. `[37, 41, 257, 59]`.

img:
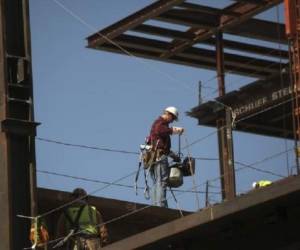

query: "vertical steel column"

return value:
[0, 0, 39, 249]
[0, 2, 11, 248]
[285, 0, 300, 174]
[215, 32, 236, 201]
[216, 32, 225, 97]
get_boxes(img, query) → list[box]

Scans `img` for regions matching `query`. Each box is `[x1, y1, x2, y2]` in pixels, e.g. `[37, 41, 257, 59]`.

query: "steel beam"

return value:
[179, 2, 241, 17]
[152, 13, 286, 44]
[0, 1, 38, 249]
[155, 8, 219, 29]
[91, 44, 278, 78]
[89, 34, 282, 77]
[227, 18, 286, 43]
[132, 24, 288, 58]
[216, 32, 225, 97]
[86, 0, 184, 46]
[215, 32, 236, 201]
[0, 2, 11, 248]
[160, 0, 283, 58]
[101, 175, 300, 250]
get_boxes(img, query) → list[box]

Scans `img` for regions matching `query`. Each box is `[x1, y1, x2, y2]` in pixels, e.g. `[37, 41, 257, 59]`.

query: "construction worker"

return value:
[148, 106, 184, 207]
[55, 188, 109, 249]
[252, 180, 272, 189]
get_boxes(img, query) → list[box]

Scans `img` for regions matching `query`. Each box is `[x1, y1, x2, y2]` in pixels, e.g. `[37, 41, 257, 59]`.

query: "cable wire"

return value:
[37, 169, 221, 194]
[25, 142, 291, 250]
[36, 137, 139, 155]
[33, 144, 291, 249]
[39, 170, 137, 218]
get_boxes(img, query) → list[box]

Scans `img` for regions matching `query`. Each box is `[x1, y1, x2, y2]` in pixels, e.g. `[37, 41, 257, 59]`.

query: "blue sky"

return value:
[29, 0, 293, 211]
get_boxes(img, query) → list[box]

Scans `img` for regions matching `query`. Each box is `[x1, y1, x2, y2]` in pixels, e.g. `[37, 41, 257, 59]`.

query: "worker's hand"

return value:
[172, 127, 184, 134]
[172, 127, 184, 135]
[100, 225, 109, 245]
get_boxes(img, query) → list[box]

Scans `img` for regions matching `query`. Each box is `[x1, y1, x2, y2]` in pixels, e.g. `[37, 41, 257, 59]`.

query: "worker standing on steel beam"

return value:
[55, 188, 109, 249]
[148, 107, 184, 207]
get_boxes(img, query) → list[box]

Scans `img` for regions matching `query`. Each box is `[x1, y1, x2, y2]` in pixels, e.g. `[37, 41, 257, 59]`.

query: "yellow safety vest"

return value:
[257, 180, 272, 187]
[65, 205, 98, 235]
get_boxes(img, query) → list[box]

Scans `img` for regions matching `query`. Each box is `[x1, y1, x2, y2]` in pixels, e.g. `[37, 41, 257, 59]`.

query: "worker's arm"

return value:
[55, 214, 67, 240]
[96, 211, 109, 246]
[152, 119, 173, 137]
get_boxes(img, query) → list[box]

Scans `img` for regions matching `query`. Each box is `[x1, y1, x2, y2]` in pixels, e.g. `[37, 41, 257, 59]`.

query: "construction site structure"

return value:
[1, 0, 300, 249]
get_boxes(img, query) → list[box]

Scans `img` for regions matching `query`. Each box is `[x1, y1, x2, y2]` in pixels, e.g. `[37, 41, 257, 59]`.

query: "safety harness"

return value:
[134, 139, 160, 199]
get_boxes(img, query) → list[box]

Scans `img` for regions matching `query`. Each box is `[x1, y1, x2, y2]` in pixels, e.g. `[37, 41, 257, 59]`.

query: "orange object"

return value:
[29, 224, 49, 246]
[284, 0, 297, 38]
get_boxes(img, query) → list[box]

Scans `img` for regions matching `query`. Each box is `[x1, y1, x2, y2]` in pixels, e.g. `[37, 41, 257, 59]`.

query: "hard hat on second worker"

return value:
[165, 106, 179, 121]
[72, 188, 87, 198]
[252, 182, 257, 188]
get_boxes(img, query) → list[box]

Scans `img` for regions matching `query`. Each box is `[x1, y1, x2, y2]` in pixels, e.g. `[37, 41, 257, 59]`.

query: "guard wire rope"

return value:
[33, 94, 295, 219]
[35, 96, 295, 214]
[27, 130, 291, 249]
[27, 145, 292, 250]
[33, 129, 291, 222]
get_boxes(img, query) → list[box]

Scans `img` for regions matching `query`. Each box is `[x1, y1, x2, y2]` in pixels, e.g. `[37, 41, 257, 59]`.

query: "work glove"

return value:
[172, 127, 184, 135]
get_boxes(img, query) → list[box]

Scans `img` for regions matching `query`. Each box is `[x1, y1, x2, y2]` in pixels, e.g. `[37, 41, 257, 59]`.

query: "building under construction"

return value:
[1, 0, 300, 249]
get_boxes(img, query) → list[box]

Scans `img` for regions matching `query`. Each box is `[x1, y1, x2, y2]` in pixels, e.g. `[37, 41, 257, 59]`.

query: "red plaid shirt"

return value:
[149, 116, 173, 154]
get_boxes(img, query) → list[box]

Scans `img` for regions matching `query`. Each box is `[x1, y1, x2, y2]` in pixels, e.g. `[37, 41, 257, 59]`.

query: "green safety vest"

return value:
[257, 180, 272, 187]
[64, 204, 98, 235]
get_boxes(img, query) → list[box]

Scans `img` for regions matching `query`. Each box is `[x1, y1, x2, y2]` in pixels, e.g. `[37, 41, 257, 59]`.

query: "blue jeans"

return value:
[150, 155, 169, 207]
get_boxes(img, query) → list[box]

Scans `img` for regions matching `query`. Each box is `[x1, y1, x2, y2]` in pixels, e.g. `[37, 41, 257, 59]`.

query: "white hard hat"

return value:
[165, 106, 179, 121]
[252, 182, 257, 188]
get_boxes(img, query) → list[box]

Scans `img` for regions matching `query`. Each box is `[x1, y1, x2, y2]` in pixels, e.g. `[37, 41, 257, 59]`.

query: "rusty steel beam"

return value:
[152, 12, 286, 43]
[155, 8, 219, 29]
[160, 0, 283, 58]
[132, 24, 288, 58]
[216, 32, 225, 97]
[215, 32, 236, 201]
[0, 1, 38, 249]
[98, 34, 282, 75]
[188, 73, 294, 139]
[90, 43, 279, 78]
[237, 121, 293, 137]
[284, 0, 300, 174]
[90, 42, 273, 77]
[86, 0, 184, 47]
[102, 175, 300, 250]
[227, 18, 286, 43]
[0, 2, 11, 249]
[179, 2, 241, 17]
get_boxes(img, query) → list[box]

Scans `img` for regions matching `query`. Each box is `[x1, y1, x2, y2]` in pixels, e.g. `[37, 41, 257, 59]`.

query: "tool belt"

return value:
[142, 147, 166, 169]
